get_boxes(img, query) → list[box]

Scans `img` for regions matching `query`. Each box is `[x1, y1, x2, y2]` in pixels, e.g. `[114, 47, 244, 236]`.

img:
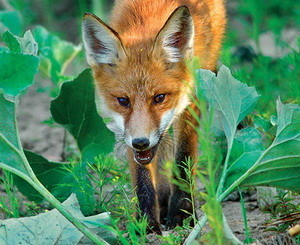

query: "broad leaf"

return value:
[0, 194, 117, 244]
[197, 66, 259, 146]
[51, 69, 115, 162]
[0, 52, 39, 96]
[33, 26, 81, 83]
[0, 93, 30, 175]
[223, 100, 300, 194]
[224, 127, 264, 190]
[0, 11, 22, 35]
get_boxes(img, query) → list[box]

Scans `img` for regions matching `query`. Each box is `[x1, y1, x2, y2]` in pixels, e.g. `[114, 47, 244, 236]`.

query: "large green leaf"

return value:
[0, 52, 39, 96]
[223, 100, 300, 193]
[0, 11, 22, 35]
[33, 26, 81, 83]
[224, 127, 264, 189]
[0, 194, 117, 244]
[197, 66, 259, 144]
[0, 93, 31, 176]
[197, 65, 260, 197]
[51, 69, 115, 162]
[0, 77, 105, 243]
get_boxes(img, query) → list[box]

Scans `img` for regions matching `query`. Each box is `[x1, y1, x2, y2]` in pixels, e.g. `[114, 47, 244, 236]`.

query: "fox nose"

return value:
[132, 138, 150, 150]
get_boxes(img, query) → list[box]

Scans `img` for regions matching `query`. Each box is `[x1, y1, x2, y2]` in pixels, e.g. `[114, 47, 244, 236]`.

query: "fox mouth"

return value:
[133, 145, 158, 165]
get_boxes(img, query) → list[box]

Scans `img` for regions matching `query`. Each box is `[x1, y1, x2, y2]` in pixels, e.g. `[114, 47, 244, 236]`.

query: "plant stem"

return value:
[216, 139, 233, 197]
[223, 214, 243, 245]
[0, 153, 108, 244]
[183, 215, 208, 244]
[218, 141, 274, 202]
[238, 188, 253, 243]
[25, 171, 109, 245]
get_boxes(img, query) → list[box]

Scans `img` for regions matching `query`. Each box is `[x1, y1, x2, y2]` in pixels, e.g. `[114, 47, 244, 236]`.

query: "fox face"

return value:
[82, 7, 194, 165]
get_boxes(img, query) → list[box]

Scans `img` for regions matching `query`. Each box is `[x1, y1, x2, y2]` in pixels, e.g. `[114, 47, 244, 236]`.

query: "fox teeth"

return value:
[139, 157, 150, 161]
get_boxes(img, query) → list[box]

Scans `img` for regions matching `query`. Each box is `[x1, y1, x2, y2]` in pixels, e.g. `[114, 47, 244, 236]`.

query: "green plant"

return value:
[0, 28, 116, 243]
[238, 188, 255, 244]
[0, 170, 20, 218]
[185, 66, 300, 244]
[263, 191, 300, 233]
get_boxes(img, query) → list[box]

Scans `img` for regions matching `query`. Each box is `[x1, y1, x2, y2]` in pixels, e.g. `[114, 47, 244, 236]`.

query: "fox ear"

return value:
[82, 13, 126, 66]
[154, 6, 194, 63]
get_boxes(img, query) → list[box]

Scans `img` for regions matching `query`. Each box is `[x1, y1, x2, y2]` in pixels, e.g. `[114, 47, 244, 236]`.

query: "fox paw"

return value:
[166, 212, 191, 229]
[166, 191, 194, 229]
[147, 220, 162, 235]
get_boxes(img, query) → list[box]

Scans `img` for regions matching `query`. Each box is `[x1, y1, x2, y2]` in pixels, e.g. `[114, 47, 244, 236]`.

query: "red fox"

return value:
[82, 0, 226, 234]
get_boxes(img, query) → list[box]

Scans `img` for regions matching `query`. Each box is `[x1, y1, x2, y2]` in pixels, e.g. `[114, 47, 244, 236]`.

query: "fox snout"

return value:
[132, 137, 150, 150]
[126, 132, 160, 165]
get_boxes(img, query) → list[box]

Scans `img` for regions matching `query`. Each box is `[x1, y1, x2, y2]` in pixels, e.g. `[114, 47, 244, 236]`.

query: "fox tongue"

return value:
[134, 149, 154, 165]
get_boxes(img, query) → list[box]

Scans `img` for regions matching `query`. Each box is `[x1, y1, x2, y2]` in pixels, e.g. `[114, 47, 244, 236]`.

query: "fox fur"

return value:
[82, 0, 226, 234]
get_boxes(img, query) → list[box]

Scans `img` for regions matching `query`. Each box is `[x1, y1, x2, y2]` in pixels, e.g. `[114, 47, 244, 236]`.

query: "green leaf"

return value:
[51, 69, 115, 163]
[2, 30, 38, 55]
[2, 31, 21, 53]
[241, 101, 300, 190]
[13, 151, 73, 202]
[0, 11, 22, 36]
[223, 100, 300, 194]
[0, 93, 30, 175]
[224, 127, 264, 189]
[253, 115, 272, 132]
[13, 151, 96, 215]
[33, 26, 81, 83]
[0, 194, 117, 244]
[0, 93, 104, 243]
[197, 65, 259, 144]
[0, 52, 39, 96]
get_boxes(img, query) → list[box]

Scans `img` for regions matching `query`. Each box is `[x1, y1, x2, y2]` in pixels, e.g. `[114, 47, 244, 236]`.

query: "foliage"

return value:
[0, 0, 299, 244]
[0, 194, 117, 244]
[50, 69, 115, 163]
[33, 26, 82, 87]
[263, 191, 300, 233]
[0, 10, 22, 35]
[0, 27, 114, 243]
[185, 66, 300, 244]
[0, 170, 20, 218]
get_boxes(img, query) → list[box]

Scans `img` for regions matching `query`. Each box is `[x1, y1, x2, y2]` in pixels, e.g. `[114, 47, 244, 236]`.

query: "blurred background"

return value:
[0, 0, 298, 49]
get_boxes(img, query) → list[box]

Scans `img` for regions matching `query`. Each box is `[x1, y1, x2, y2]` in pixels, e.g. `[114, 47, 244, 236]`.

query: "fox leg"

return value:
[166, 103, 199, 228]
[128, 151, 161, 234]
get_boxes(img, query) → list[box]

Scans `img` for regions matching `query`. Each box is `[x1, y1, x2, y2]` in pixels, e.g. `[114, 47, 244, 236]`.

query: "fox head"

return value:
[82, 6, 194, 165]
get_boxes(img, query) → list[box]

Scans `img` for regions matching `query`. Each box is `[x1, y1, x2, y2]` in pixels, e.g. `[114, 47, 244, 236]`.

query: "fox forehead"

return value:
[93, 49, 191, 98]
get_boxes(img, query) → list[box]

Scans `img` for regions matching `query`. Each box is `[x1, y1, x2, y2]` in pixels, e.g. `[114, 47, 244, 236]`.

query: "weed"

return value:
[239, 188, 255, 243]
[0, 170, 20, 218]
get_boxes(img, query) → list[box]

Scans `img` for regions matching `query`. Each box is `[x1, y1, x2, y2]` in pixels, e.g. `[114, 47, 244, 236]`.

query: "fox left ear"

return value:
[154, 6, 194, 63]
[82, 13, 126, 66]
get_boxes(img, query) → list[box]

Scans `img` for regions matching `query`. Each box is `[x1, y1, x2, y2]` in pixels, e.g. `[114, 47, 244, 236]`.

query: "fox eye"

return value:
[117, 97, 130, 107]
[153, 94, 166, 104]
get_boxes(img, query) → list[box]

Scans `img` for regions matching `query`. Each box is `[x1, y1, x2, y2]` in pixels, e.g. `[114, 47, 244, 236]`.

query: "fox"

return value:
[82, 0, 226, 234]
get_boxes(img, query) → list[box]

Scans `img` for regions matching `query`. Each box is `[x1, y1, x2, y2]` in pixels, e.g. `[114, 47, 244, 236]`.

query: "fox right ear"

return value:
[82, 13, 126, 66]
[154, 6, 194, 63]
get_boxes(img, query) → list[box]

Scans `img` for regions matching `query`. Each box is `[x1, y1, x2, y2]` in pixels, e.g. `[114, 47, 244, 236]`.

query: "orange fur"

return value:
[110, 0, 226, 70]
